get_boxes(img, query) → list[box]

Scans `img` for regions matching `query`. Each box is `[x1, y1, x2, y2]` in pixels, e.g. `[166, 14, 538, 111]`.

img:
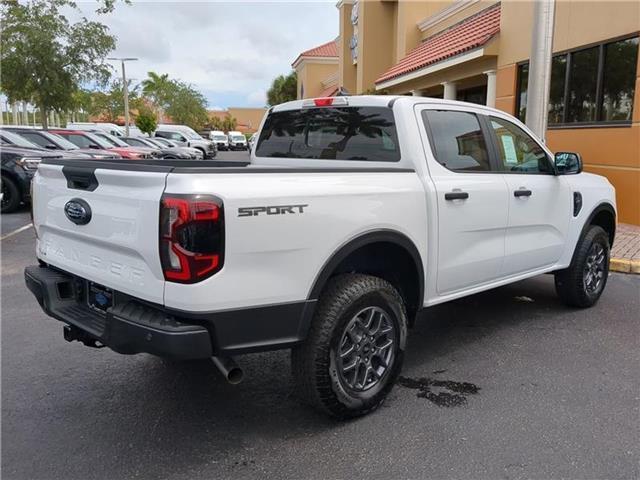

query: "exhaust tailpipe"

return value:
[211, 356, 243, 384]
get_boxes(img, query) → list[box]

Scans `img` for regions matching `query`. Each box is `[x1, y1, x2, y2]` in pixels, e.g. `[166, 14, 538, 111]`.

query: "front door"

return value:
[420, 107, 509, 294]
[486, 115, 571, 275]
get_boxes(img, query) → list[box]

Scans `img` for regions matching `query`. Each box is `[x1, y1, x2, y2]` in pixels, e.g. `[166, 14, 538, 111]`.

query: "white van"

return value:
[227, 131, 248, 151]
[209, 130, 229, 150]
[66, 122, 125, 137]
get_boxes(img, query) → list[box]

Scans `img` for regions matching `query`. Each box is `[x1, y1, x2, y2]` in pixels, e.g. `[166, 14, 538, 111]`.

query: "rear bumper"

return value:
[25, 264, 315, 359]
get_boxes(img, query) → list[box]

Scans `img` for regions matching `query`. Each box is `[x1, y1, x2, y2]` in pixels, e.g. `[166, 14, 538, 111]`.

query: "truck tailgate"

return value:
[33, 162, 168, 304]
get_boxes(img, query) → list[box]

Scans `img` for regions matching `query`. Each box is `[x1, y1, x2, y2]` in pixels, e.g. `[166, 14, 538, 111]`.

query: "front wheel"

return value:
[292, 274, 408, 419]
[555, 225, 610, 308]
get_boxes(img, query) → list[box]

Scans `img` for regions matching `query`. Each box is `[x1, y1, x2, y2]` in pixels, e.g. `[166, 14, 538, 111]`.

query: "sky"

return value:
[67, 1, 339, 110]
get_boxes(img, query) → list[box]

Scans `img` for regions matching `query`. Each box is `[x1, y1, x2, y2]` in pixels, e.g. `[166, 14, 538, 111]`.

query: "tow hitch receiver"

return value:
[63, 325, 105, 349]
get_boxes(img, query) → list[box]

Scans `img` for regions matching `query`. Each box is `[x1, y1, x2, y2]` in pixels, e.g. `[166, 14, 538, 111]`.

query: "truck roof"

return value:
[272, 95, 507, 118]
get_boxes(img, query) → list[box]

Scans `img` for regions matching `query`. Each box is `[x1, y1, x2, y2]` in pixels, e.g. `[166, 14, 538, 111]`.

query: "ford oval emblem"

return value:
[64, 198, 92, 225]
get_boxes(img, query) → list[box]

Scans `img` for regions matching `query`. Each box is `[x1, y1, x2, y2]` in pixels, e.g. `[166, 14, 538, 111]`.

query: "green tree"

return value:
[90, 79, 140, 123]
[222, 115, 237, 132]
[209, 116, 224, 131]
[164, 81, 209, 130]
[266, 71, 297, 106]
[0, 0, 118, 128]
[135, 106, 158, 136]
[141, 71, 172, 120]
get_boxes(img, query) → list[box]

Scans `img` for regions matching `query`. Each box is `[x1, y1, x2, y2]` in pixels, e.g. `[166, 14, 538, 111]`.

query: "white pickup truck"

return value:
[25, 96, 616, 419]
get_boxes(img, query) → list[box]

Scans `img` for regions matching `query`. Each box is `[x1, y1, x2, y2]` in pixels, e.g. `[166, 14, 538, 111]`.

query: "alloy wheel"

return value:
[583, 243, 606, 294]
[337, 306, 396, 392]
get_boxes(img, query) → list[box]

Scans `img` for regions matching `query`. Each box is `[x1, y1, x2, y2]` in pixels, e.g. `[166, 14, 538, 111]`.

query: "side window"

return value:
[489, 117, 553, 174]
[423, 110, 491, 172]
[127, 138, 144, 147]
[155, 131, 169, 139]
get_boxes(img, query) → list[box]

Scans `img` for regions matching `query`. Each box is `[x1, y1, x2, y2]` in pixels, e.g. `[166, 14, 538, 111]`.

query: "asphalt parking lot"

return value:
[2, 157, 639, 479]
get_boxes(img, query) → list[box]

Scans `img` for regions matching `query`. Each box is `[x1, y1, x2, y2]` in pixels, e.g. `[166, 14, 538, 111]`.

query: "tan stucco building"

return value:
[294, 0, 640, 225]
[208, 107, 267, 134]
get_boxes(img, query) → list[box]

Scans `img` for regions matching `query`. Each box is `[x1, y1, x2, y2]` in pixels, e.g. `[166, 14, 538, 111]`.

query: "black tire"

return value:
[292, 274, 408, 419]
[1, 175, 21, 213]
[555, 225, 610, 308]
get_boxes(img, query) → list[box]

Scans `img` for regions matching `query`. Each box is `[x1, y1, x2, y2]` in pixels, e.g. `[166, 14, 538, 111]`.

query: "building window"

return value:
[602, 37, 639, 121]
[516, 35, 639, 126]
[516, 63, 528, 122]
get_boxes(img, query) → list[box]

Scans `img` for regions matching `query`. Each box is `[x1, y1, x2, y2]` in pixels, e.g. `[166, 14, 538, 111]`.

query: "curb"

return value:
[610, 258, 640, 274]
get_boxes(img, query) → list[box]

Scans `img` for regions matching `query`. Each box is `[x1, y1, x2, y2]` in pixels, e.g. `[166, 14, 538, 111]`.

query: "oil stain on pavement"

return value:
[397, 376, 480, 407]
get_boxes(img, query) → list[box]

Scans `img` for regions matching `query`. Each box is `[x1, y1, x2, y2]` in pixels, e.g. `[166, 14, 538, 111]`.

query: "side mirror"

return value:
[554, 152, 582, 175]
[44, 144, 58, 150]
[89, 144, 101, 150]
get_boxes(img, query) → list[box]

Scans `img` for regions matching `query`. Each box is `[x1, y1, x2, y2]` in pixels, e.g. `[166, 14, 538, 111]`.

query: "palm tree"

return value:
[141, 71, 171, 122]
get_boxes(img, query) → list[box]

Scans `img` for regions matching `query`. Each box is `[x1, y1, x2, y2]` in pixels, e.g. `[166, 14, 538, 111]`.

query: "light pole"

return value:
[108, 57, 138, 136]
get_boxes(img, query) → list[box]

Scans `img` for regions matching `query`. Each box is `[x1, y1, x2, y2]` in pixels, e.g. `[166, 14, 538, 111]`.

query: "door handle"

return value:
[445, 191, 469, 201]
[514, 189, 532, 197]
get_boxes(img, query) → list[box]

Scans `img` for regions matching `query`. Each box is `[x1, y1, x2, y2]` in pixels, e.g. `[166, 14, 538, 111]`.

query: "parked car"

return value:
[4, 128, 120, 159]
[90, 131, 162, 159]
[154, 124, 217, 158]
[1, 146, 63, 213]
[122, 137, 195, 159]
[209, 130, 229, 151]
[25, 95, 616, 419]
[227, 131, 248, 150]
[66, 122, 125, 137]
[149, 137, 203, 159]
[0, 129, 92, 159]
[50, 130, 153, 160]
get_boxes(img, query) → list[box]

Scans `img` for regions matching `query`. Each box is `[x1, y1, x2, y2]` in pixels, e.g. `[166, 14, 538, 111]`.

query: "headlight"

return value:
[18, 157, 41, 170]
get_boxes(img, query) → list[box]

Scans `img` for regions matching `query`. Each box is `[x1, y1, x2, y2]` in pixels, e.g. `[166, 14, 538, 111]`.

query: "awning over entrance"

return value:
[375, 3, 500, 88]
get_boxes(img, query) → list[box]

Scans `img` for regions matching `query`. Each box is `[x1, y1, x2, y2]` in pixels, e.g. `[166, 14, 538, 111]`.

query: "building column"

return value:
[411, 89, 426, 97]
[442, 81, 457, 101]
[484, 70, 497, 108]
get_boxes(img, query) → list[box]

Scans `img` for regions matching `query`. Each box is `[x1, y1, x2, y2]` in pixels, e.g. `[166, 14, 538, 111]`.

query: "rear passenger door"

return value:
[485, 116, 571, 275]
[420, 107, 509, 294]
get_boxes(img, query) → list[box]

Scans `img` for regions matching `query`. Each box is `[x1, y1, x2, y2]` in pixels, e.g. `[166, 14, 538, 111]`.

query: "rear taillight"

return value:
[160, 194, 224, 283]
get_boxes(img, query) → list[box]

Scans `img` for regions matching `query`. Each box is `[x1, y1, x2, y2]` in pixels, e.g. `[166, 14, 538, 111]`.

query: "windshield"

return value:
[45, 132, 80, 149]
[230, 135, 245, 142]
[153, 137, 173, 147]
[96, 132, 130, 147]
[145, 139, 165, 148]
[83, 132, 115, 149]
[256, 106, 400, 162]
[214, 135, 227, 141]
[0, 130, 41, 149]
[184, 130, 202, 140]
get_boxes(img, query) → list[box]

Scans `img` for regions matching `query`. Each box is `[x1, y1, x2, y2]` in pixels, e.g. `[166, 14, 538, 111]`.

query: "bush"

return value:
[135, 108, 158, 136]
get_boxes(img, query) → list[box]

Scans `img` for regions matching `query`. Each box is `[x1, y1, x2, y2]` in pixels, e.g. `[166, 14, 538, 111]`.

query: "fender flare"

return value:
[307, 229, 425, 308]
[582, 202, 616, 245]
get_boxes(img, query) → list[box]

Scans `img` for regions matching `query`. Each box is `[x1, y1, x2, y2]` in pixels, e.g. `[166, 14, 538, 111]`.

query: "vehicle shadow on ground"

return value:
[404, 274, 565, 371]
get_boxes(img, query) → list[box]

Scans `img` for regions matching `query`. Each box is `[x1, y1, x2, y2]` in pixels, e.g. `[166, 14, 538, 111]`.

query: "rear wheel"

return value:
[292, 274, 407, 419]
[555, 225, 610, 308]
[1, 175, 21, 213]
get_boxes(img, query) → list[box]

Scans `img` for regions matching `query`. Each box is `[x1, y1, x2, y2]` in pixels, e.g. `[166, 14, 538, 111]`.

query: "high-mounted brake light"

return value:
[302, 97, 349, 108]
[159, 194, 224, 283]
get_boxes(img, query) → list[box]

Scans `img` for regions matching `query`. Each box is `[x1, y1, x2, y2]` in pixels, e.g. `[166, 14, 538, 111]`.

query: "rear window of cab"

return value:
[255, 106, 400, 162]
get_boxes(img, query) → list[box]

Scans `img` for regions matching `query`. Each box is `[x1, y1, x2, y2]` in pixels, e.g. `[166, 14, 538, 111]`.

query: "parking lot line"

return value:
[1, 223, 33, 241]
